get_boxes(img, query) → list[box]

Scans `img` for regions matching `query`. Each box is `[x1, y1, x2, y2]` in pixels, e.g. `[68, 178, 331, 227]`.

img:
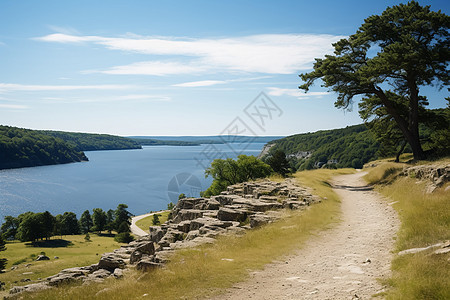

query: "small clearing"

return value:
[213, 171, 399, 299]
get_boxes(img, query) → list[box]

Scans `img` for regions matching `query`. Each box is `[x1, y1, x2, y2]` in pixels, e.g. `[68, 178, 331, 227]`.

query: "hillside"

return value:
[43, 131, 141, 151]
[0, 125, 88, 170]
[261, 124, 379, 170]
[130, 135, 284, 144]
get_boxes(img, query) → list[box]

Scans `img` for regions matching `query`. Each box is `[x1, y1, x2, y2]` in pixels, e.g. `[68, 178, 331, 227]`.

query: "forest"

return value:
[262, 124, 380, 170]
[0, 126, 143, 170]
[43, 131, 141, 151]
[0, 125, 88, 170]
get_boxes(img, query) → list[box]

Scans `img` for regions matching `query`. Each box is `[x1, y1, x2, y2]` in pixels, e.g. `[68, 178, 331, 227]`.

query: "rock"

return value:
[154, 250, 173, 264]
[91, 269, 111, 278]
[36, 255, 50, 261]
[136, 260, 162, 271]
[129, 250, 142, 264]
[9, 282, 50, 295]
[54, 256, 59, 259]
[113, 268, 124, 278]
[20, 278, 31, 282]
[176, 220, 192, 233]
[11, 266, 17, 271]
[97, 254, 126, 271]
[205, 199, 220, 210]
[176, 198, 204, 209]
[217, 207, 247, 222]
[134, 241, 155, 255]
[148, 226, 165, 243]
[172, 209, 204, 223]
[48, 273, 83, 286]
[250, 214, 276, 228]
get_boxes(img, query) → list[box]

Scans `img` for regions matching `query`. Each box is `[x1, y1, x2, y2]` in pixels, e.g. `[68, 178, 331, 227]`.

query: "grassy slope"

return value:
[0, 235, 123, 296]
[364, 159, 450, 299]
[28, 169, 354, 300]
[135, 211, 170, 231]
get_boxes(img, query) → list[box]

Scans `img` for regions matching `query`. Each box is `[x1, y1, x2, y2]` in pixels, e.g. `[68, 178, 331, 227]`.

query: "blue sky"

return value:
[0, 0, 448, 136]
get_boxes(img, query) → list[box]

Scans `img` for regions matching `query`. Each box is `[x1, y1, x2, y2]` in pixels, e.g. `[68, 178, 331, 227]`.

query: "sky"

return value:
[0, 0, 448, 137]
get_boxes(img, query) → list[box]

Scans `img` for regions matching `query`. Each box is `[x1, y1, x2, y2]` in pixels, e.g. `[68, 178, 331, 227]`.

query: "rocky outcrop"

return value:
[9, 178, 319, 297]
[400, 164, 450, 193]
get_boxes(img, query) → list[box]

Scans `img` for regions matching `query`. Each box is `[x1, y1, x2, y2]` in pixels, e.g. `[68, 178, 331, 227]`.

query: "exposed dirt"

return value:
[212, 171, 399, 300]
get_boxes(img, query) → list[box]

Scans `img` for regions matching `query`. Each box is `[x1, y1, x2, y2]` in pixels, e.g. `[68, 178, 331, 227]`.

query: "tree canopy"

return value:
[202, 155, 273, 197]
[300, 1, 449, 160]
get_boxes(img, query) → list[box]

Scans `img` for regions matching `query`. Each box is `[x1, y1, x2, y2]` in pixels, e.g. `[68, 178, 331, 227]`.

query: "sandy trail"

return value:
[212, 171, 399, 300]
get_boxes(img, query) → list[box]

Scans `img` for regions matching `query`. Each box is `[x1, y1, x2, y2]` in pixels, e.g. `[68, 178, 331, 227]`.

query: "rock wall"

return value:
[9, 178, 319, 297]
[400, 163, 450, 193]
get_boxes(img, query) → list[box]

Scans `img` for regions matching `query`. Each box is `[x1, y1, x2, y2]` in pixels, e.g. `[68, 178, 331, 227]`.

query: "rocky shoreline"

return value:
[8, 178, 320, 298]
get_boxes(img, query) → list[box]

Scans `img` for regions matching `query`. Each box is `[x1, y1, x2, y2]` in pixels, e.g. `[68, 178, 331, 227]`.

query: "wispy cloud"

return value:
[88, 61, 206, 76]
[0, 104, 28, 109]
[41, 94, 171, 104]
[0, 83, 134, 92]
[36, 33, 345, 75]
[267, 87, 329, 98]
[173, 76, 272, 88]
[173, 80, 226, 87]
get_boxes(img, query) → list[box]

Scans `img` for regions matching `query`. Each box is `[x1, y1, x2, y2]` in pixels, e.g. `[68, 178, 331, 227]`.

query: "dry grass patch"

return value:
[27, 169, 354, 300]
[367, 161, 450, 299]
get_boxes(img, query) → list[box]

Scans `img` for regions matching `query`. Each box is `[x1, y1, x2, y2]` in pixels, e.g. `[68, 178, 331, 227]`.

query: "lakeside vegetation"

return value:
[364, 159, 450, 299]
[23, 168, 354, 300]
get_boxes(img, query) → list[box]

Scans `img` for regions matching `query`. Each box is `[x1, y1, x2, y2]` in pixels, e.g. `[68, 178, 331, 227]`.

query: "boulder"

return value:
[9, 282, 50, 295]
[172, 209, 204, 223]
[134, 241, 155, 255]
[97, 254, 126, 271]
[113, 268, 124, 278]
[149, 226, 165, 243]
[91, 269, 111, 278]
[205, 198, 221, 210]
[217, 207, 247, 222]
[129, 250, 142, 264]
[36, 255, 50, 261]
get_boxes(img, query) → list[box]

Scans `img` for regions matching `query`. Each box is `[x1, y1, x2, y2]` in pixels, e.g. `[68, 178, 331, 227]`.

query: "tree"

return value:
[0, 235, 7, 272]
[203, 155, 272, 196]
[61, 212, 80, 235]
[79, 210, 93, 234]
[266, 150, 290, 176]
[152, 214, 160, 225]
[16, 212, 44, 242]
[92, 208, 107, 233]
[41, 211, 55, 240]
[1, 216, 20, 240]
[114, 204, 131, 232]
[178, 193, 186, 200]
[300, 2, 449, 160]
[105, 209, 115, 234]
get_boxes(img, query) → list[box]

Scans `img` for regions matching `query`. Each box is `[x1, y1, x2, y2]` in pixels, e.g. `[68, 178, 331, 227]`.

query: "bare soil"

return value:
[212, 171, 399, 300]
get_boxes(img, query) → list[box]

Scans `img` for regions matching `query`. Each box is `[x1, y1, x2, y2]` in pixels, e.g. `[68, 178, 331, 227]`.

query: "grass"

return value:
[0, 234, 123, 297]
[364, 161, 450, 300]
[135, 211, 170, 231]
[26, 168, 354, 300]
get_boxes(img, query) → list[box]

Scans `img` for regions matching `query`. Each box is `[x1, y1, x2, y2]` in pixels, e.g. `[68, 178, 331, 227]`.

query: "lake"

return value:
[0, 143, 265, 219]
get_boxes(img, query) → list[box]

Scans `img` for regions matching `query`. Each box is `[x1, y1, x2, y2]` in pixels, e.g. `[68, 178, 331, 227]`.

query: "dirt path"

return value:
[131, 211, 168, 237]
[212, 171, 399, 299]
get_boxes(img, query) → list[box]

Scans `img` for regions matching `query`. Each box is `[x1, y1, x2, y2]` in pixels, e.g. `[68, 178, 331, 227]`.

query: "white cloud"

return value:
[173, 76, 272, 88]
[173, 80, 226, 87]
[267, 87, 329, 98]
[0, 104, 28, 109]
[91, 61, 206, 76]
[40, 94, 171, 103]
[0, 83, 134, 92]
[36, 33, 345, 75]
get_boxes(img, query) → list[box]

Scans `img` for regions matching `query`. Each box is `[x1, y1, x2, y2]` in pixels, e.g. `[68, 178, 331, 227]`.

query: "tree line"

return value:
[0, 204, 133, 243]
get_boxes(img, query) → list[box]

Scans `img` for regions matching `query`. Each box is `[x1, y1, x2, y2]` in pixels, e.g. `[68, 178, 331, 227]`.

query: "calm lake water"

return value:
[0, 143, 265, 220]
